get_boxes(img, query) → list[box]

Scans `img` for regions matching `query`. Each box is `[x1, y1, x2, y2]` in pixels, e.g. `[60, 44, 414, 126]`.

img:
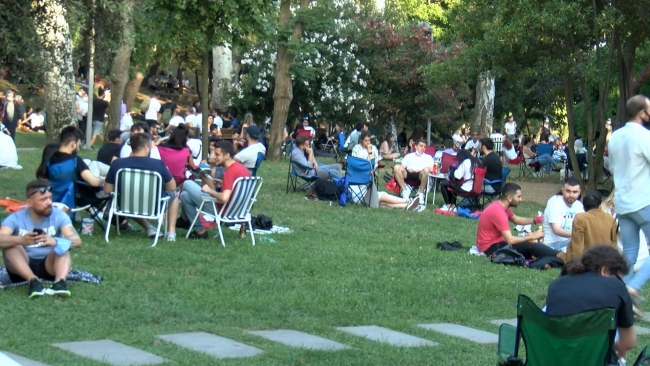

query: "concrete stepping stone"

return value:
[0, 352, 50, 366]
[336, 325, 437, 347]
[0, 352, 30, 366]
[52, 339, 166, 366]
[248, 330, 351, 351]
[636, 326, 650, 335]
[418, 323, 498, 344]
[157, 332, 263, 359]
[490, 318, 518, 327]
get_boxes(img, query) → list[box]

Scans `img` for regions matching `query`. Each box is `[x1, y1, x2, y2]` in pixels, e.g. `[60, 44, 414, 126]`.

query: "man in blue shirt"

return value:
[103, 132, 180, 241]
[0, 180, 82, 297]
[291, 136, 342, 180]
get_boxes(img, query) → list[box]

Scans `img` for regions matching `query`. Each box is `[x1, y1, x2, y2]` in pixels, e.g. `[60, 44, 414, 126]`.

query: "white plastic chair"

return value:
[186, 176, 263, 247]
[104, 168, 170, 247]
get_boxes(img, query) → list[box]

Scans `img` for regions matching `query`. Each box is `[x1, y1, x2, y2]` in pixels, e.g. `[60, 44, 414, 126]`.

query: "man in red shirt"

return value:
[477, 182, 560, 259]
[177, 140, 250, 239]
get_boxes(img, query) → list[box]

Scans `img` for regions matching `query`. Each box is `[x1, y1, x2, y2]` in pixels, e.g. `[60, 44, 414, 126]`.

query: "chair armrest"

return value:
[497, 323, 518, 364]
[484, 179, 501, 184]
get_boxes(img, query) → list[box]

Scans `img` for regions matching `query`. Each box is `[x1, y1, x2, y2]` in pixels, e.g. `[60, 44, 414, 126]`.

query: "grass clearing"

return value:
[0, 149, 645, 365]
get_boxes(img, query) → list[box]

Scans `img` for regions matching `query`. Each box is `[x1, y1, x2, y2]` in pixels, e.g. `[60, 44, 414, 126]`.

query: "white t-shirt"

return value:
[187, 138, 202, 166]
[76, 94, 88, 119]
[145, 98, 161, 121]
[504, 121, 517, 136]
[465, 139, 480, 151]
[195, 114, 203, 132]
[451, 159, 473, 191]
[214, 116, 224, 129]
[120, 114, 133, 131]
[402, 152, 434, 172]
[352, 144, 379, 169]
[235, 142, 267, 169]
[609, 122, 650, 214]
[0, 132, 18, 167]
[504, 146, 517, 160]
[120, 140, 161, 160]
[543, 195, 584, 244]
[168, 115, 184, 127]
[452, 133, 464, 148]
[30, 113, 44, 128]
[490, 132, 505, 140]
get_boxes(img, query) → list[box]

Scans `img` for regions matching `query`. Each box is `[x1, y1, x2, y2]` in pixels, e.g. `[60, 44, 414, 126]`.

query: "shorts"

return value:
[92, 120, 104, 135]
[406, 172, 421, 182]
[8, 256, 54, 283]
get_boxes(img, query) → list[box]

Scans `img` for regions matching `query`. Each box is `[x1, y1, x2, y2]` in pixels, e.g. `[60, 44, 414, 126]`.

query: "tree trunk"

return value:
[470, 73, 495, 137]
[268, 0, 311, 161]
[562, 69, 583, 190]
[106, 0, 135, 132]
[123, 71, 144, 112]
[147, 63, 159, 79]
[212, 45, 233, 110]
[195, 69, 202, 101]
[201, 51, 210, 159]
[31, 0, 76, 143]
[177, 64, 183, 95]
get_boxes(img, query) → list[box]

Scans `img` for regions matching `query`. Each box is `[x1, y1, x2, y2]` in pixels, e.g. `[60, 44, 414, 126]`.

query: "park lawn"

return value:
[0, 149, 646, 365]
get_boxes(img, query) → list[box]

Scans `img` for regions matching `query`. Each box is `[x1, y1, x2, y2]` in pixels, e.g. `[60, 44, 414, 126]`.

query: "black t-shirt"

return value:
[160, 102, 176, 114]
[547, 272, 634, 328]
[48, 152, 90, 182]
[222, 117, 232, 129]
[96, 143, 122, 166]
[481, 151, 502, 181]
[92, 98, 109, 122]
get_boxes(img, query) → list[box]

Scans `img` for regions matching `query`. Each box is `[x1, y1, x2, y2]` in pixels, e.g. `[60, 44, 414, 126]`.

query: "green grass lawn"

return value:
[0, 148, 644, 365]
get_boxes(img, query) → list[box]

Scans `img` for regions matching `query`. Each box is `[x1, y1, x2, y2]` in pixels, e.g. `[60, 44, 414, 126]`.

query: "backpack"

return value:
[313, 178, 338, 201]
[491, 245, 525, 266]
[161, 108, 172, 126]
[139, 97, 150, 112]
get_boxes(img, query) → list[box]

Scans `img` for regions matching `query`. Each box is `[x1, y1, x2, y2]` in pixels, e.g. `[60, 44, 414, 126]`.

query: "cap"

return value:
[246, 125, 261, 139]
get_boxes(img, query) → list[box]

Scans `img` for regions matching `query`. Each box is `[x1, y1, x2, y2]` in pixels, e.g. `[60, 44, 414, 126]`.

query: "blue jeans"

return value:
[180, 180, 214, 233]
[620, 204, 650, 289]
[532, 154, 557, 175]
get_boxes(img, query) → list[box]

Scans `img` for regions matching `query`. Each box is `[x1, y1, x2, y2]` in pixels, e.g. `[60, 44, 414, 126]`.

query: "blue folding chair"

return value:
[286, 144, 320, 193]
[481, 166, 511, 207]
[345, 156, 374, 207]
[251, 152, 265, 177]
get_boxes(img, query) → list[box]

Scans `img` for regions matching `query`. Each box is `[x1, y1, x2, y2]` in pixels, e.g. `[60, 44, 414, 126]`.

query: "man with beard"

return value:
[0, 180, 82, 297]
[541, 177, 584, 250]
[608, 95, 650, 315]
[1, 89, 20, 139]
[476, 182, 560, 260]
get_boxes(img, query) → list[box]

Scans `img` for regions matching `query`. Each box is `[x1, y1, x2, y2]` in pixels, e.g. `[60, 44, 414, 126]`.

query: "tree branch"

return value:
[632, 61, 650, 94]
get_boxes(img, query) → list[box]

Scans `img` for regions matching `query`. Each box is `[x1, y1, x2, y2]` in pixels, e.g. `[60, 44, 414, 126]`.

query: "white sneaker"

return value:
[401, 187, 411, 199]
[418, 193, 425, 204]
[415, 205, 426, 212]
[165, 232, 177, 242]
[439, 205, 450, 212]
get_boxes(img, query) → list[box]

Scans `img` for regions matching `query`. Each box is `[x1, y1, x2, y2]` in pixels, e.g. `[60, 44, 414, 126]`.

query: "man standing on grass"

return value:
[476, 182, 560, 260]
[177, 141, 250, 239]
[144, 91, 162, 130]
[0, 180, 81, 298]
[89, 89, 109, 149]
[608, 94, 650, 315]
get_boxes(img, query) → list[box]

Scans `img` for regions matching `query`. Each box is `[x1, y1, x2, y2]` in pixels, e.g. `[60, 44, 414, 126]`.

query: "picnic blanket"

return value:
[0, 198, 26, 213]
[227, 225, 292, 235]
[0, 267, 102, 289]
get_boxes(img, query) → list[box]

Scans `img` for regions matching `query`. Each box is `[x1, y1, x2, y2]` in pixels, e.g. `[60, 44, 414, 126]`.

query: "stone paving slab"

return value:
[157, 332, 263, 359]
[637, 326, 650, 335]
[490, 318, 518, 327]
[336, 325, 437, 347]
[418, 323, 498, 344]
[52, 339, 166, 366]
[0, 352, 50, 366]
[0, 352, 24, 366]
[248, 330, 351, 351]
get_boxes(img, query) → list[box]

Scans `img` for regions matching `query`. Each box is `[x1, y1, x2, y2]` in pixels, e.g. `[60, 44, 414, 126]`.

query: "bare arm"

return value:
[80, 169, 104, 188]
[103, 182, 114, 194]
[510, 215, 535, 226]
[0, 226, 38, 249]
[202, 185, 231, 203]
[501, 230, 543, 245]
[616, 326, 636, 359]
[164, 178, 177, 192]
[60, 224, 82, 248]
[550, 223, 571, 238]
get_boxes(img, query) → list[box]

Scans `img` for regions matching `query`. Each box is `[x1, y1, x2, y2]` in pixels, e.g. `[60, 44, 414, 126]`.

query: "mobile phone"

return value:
[33, 228, 45, 235]
[201, 171, 215, 182]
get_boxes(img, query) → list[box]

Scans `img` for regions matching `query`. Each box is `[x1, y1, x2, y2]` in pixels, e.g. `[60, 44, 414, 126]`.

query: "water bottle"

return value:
[259, 237, 276, 243]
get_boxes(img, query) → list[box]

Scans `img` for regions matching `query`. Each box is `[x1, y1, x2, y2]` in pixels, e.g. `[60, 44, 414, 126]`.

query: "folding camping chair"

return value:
[47, 157, 109, 231]
[453, 166, 486, 210]
[251, 152, 265, 177]
[493, 136, 505, 156]
[345, 156, 374, 207]
[518, 150, 540, 178]
[104, 168, 170, 247]
[497, 294, 617, 366]
[186, 176, 263, 247]
[441, 152, 458, 174]
[286, 145, 320, 193]
[481, 167, 511, 207]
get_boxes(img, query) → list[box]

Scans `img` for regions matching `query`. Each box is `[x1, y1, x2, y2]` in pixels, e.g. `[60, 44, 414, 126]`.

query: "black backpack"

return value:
[491, 245, 525, 266]
[313, 178, 339, 201]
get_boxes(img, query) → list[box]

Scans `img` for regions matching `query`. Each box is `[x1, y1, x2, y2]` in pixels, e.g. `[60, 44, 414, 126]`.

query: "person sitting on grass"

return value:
[542, 177, 584, 250]
[104, 132, 180, 242]
[546, 246, 636, 363]
[177, 141, 250, 239]
[558, 191, 618, 262]
[393, 139, 433, 203]
[291, 135, 343, 180]
[476, 182, 560, 260]
[439, 149, 480, 213]
[0, 180, 81, 298]
[379, 132, 401, 160]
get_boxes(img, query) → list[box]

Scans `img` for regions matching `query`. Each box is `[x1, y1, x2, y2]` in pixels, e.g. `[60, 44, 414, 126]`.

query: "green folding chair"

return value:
[497, 294, 618, 366]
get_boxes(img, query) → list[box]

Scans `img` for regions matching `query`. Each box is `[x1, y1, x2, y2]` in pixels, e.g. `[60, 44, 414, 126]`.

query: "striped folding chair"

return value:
[104, 168, 170, 247]
[187, 176, 263, 247]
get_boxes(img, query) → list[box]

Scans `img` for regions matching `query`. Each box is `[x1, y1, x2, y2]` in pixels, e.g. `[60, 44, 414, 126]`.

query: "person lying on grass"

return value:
[0, 180, 81, 298]
[476, 182, 561, 261]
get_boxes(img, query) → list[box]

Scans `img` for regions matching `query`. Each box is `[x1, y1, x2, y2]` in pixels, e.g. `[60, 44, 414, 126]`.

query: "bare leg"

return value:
[3, 246, 36, 280]
[379, 194, 408, 209]
[45, 250, 71, 282]
[90, 134, 98, 147]
[167, 196, 179, 233]
[418, 167, 431, 192]
[134, 218, 152, 230]
[393, 165, 407, 190]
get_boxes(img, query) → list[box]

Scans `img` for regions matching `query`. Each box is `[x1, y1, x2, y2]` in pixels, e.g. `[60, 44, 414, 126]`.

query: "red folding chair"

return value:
[424, 146, 436, 158]
[451, 166, 486, 210]
[441, 153, 458, 174]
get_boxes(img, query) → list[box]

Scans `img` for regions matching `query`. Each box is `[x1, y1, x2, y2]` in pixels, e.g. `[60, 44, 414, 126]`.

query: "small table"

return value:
[426, 173, 447, 207]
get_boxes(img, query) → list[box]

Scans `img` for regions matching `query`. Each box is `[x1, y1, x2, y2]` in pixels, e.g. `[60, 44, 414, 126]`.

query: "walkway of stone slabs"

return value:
[4, 318, 650, 365]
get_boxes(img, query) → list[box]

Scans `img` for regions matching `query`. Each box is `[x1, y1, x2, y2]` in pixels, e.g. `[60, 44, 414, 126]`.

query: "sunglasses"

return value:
[28, 186, 52, 198]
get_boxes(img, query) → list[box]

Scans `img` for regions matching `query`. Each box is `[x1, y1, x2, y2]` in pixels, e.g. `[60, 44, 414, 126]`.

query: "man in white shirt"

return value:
[393, 139, 434, 204]
[144, 91, 161, 129]
[195, 107, 203, 133]
[490, 129, 505, 140]
[75, 88, 88, 136]
[184, 107, 197, 127]
[186, 129, 203, 167]
[465, 133, 480, 151]
[234, 125, 267, 170]
[213, 109, 224, 129]
[609, 95, 650, 304]
[165, 108, 184, 133]
[542, 177, 584, 249]
[120, 122, 161, 160]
